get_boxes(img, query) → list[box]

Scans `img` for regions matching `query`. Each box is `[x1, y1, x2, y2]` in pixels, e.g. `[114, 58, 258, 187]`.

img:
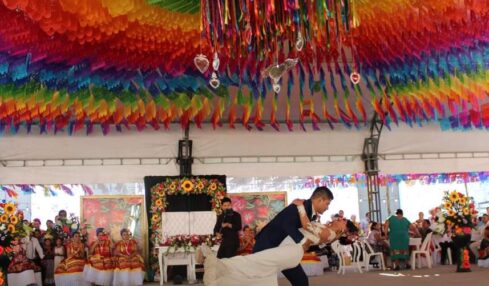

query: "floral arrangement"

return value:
[0, 202, 26, 246]
[148, 177, 226, 272]
[160, 234, 220, 255]
[440, 191, 478, 237]
[54, 213, 82, 240]
[149, 177, 225, 243]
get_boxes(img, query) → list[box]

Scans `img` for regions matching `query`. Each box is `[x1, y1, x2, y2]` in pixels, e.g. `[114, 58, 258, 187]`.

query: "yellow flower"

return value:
[151, 214, 159, 222]
[155, 199, 163, 207]
[4, 203, 16, 215]
[7, 224, 15, 233]
[169, 183, 177, 191]
[0, 214, 8, 223]
[181, 180, 194, 192]
[444, 202, 452, 210]
[196, 181, 204, 190]
[9, 216, 18, 225]
[463, 208, 470, 216]
[459, 197, 467, 205]
[447, 210, 456, 217]
[209, 183, 217, 191]
[449, 192, 459, 203]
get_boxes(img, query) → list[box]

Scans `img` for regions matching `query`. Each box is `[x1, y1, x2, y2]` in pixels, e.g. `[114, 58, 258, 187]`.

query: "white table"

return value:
[156, 245, 219, 285]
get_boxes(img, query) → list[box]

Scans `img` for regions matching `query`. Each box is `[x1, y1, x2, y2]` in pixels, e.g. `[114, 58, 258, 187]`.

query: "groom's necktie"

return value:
[311, 214, 320, 222]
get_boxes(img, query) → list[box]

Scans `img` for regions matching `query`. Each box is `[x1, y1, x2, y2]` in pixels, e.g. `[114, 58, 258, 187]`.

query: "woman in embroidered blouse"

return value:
[113, 228, 145, 286]
[83, 228, 114, 286]
[54, 232, 86, 286]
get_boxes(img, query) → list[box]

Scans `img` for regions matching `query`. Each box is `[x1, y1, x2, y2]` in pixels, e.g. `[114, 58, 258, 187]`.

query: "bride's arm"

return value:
[292, 199, 311, 229]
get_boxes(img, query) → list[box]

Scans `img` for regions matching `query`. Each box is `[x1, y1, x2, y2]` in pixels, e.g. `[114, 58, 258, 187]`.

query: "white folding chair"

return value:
[411, 232, 433, 270]
[361, 241, 386, 271]
[331, 241, 363, 275]
[432, 238, 452, 265]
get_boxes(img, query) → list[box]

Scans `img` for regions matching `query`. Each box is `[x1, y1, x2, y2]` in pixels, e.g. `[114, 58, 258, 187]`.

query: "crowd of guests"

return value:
[360, 207, 489, 270]
[6, 210, 145, 286]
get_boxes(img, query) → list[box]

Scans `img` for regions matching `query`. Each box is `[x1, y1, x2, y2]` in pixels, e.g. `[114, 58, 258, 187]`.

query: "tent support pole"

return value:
[362, 111, 384, 223]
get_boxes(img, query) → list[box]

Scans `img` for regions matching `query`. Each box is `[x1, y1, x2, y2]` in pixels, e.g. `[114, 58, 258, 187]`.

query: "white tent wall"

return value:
[0, 123, 488, 184]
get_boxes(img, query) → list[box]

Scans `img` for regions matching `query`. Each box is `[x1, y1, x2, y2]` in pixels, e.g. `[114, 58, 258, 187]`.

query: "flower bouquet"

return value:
[0, 202, 24, 283]
[440, 191, 478, 272]
[54, 213, 81, 240]
[161, 234, 220, 255]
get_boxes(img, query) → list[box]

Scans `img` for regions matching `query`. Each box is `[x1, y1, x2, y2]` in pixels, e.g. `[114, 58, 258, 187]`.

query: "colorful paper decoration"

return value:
[0, 1, 487, 133]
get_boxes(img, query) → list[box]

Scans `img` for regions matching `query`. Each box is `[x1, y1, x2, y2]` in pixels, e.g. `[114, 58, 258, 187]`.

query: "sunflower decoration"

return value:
[7, 224, 16, 233]
[181, 180, 194, 193]
[196, 181, 205, 190]
[9, 215, 18, 225]
[441, 190, 476, 238]
[444, 201, 452, 210]
[151, 214, 159, 222]
[447, 209, 456, 217]
[449, 191, 459, 203]
[0, 214, 8, 223]
[458, 197, 467, 205]
[155, 199, 163, 208]
[4, 202, 16, 215]
[209, 182, 218, 191]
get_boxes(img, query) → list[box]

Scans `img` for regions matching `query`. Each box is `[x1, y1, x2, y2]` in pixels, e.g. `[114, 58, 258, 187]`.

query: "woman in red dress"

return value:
[83, 228, 114, 286]
[54, 232, 87, 286]
[237, 225, 255, 255]
[113, 228, 145, 286]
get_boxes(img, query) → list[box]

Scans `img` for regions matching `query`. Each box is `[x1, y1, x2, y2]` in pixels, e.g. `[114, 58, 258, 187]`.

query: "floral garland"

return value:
[160, 234, 220, 255]
[149, 177, 225, 270]
[440, 191, 478, 237]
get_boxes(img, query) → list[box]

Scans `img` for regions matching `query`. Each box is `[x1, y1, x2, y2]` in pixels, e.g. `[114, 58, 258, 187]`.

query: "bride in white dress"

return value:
[197, 200, 347, 286]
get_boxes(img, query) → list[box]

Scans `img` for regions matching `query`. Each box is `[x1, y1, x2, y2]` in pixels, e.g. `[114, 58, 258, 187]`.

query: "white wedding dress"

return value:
[201, 228, 321, 286]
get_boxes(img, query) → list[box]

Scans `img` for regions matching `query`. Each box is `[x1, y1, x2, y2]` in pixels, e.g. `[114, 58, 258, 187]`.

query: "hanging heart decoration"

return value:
[194, 54, 209, 74]
[296, 31, 304, 51]
[350, 72, 361, 85]
[212, 52, 220, 71]
[272, 83, 281, 93]
[209, 72, 220, 89]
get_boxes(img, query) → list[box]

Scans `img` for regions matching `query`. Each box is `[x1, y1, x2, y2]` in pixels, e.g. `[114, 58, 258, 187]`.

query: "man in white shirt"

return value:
[470, 214, 489, 259]
[25, 233, 45, 261]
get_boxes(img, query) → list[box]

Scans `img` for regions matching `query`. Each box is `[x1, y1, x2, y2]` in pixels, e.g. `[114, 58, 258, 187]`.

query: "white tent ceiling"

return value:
[0, 123, 488, 184]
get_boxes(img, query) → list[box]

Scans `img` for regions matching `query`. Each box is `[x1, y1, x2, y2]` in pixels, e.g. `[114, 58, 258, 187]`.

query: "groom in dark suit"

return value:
[252, 186, 334, 286]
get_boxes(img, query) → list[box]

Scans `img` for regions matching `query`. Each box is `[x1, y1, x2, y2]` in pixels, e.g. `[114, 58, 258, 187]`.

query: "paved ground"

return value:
[146, 265, 488, 286]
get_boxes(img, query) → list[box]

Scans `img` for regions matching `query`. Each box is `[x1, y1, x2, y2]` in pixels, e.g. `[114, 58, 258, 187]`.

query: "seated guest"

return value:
[470, 214, 489, 259]
[478, 226, 489, 267]
[367, 222, 389, 252]
[419, 219, 433, 242]
[113, 228, 145, 286]
[55, 232, 87, 286]
[415, 212, 425, 228]
[367, 222, 389, 267]
[83, 228, 114, 286]
[7, 236, 41, 286]
[237, 225, 255, 255]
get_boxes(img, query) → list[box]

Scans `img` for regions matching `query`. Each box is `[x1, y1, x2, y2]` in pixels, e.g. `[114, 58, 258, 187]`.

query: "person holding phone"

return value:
[213, 197, 242, 258]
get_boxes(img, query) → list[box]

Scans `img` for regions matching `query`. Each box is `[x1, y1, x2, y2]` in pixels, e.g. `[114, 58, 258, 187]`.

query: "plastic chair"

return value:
[411, 232, 433, 270]
[361, 241, 386, 271]
[432, 238, 452, 265]
[331, 241, 363, 275]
